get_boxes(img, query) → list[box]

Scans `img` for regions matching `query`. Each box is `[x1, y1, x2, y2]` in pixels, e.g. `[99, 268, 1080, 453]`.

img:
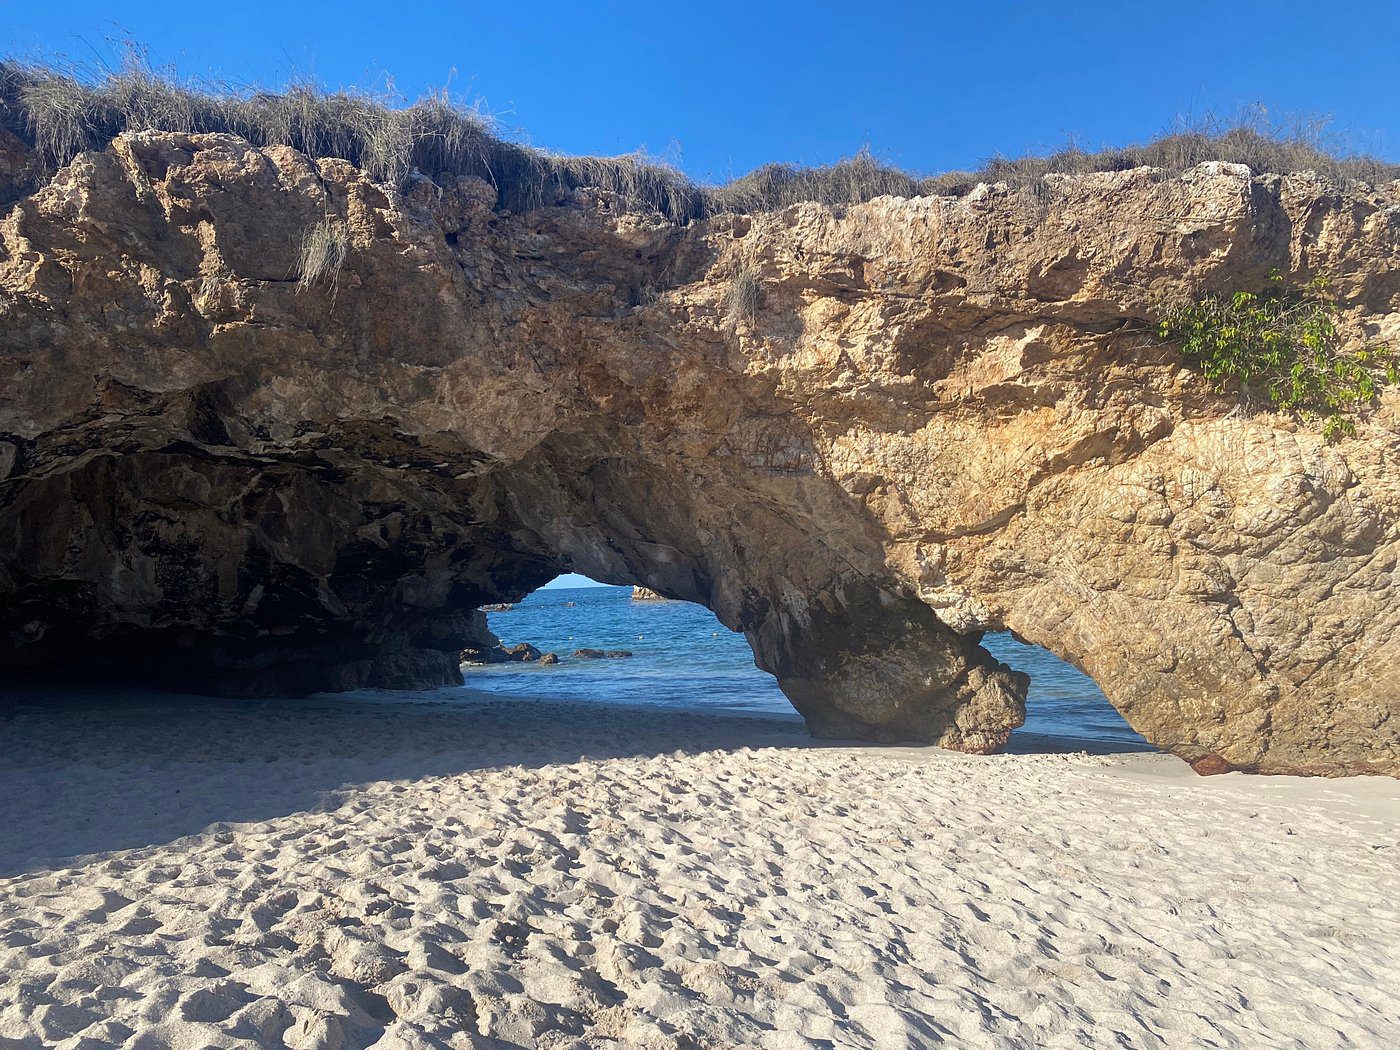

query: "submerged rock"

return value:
[1, 130, 1397, 774]
[572, 649, 633, 660]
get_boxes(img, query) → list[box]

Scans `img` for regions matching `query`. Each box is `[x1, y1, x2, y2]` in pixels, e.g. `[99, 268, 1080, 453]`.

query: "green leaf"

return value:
[1160, 274, 1394, 436]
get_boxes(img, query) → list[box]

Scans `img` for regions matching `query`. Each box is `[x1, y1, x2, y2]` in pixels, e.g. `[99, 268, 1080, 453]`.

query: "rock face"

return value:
[631, 586, 669, 601]
[1, 131, 1397, 775]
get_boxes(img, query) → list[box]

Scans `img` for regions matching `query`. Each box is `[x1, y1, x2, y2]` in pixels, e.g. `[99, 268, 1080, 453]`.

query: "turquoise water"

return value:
[468, 585, 1150, 749]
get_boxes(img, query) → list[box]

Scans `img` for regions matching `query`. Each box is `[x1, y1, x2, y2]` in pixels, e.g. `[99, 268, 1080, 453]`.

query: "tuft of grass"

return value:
[710, 149, 927, 213]
[297, 217, 349, 293]
[196, 271, 222, 302]
[1159, 270, 1399, 439]
[3, 59, 1398, 225]
[724, 263, 761, 328]
[0, 57, 706, 220]
[927, 118, 1400, 195]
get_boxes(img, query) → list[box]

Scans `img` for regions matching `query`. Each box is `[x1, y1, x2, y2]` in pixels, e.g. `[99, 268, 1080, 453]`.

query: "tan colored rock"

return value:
[631, 586, 669, 600]
[1, 132, 1397, 775]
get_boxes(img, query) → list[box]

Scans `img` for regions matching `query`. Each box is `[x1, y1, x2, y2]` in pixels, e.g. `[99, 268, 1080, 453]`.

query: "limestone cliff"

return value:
[1, 130, 1397, 775]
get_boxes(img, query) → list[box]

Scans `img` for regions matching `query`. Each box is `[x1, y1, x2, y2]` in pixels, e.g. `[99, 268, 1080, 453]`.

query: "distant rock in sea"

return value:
[482, 603, 515, 612]
[631, 587, 669, 601]
[461, 642, 544, 665]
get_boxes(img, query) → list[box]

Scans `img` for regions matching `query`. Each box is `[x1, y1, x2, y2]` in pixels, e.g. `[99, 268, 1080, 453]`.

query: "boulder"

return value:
[460, 642, 543, 665]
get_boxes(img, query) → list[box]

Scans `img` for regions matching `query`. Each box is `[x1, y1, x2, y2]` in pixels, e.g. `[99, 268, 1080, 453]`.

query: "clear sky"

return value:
[5, 1, 1398, 182]
[541, 573, 607, 590]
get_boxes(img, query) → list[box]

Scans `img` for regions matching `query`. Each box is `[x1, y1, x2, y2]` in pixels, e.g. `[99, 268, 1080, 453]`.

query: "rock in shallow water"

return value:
[460, 642, 544, 665]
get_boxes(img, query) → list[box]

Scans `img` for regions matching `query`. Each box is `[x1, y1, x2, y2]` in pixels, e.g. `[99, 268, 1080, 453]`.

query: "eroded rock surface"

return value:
[1, 131, 1397, 774]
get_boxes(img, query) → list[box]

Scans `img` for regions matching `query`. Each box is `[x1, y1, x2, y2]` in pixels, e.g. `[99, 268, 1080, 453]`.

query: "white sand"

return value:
[2, 685, 1398, 1049]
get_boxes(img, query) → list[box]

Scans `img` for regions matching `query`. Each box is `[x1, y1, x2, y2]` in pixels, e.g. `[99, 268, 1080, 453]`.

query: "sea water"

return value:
[469, 585, 1150, 749]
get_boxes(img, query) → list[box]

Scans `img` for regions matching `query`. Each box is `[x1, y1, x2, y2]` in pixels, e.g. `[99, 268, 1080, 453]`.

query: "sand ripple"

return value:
[2, 688, 1398, 1048]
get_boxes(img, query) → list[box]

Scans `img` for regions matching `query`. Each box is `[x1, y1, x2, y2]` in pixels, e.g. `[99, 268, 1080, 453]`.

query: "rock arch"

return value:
[1, 132, 1397, 776]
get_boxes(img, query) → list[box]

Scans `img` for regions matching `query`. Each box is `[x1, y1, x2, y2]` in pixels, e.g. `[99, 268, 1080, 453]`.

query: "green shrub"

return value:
[1159, 271, 1397, 438]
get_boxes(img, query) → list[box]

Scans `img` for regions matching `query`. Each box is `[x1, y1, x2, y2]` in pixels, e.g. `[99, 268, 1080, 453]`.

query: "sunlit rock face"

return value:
[1, 131, 1397, 775]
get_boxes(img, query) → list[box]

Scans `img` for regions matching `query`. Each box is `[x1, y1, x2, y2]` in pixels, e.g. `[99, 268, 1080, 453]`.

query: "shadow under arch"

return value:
[0, 678, 816, 878]
[0, 578, 1157, 877]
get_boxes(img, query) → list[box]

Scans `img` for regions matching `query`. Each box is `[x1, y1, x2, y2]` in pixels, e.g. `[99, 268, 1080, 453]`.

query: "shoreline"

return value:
[3, 684, 1397, 1047]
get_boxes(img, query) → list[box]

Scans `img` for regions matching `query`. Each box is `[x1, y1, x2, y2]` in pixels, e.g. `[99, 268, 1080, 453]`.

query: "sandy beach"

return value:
[2, 685, 1398, 1049]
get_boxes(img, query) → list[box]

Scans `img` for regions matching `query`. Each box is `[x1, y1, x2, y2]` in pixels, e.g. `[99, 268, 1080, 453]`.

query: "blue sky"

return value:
[542, 573, 606, 590]
[5, 1, 1398, 181]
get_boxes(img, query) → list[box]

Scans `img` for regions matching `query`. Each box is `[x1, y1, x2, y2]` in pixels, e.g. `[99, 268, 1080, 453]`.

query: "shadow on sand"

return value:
[0, 680, 1154, 878]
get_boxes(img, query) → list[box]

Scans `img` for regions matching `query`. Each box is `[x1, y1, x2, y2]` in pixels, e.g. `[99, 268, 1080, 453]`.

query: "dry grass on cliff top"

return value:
[4, 58, 1399, 223]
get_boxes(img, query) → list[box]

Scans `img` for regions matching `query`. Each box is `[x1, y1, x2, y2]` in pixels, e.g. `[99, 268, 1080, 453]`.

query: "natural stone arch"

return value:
[508, 458, 1028, 754]
[1, 130, 1397, 777]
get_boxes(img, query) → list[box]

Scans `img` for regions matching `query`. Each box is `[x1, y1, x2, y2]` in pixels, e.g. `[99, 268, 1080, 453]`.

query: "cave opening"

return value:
[982, 633, 1153, 753]
[462, 575, 1152, 753]
[463, 574, 794, 718]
